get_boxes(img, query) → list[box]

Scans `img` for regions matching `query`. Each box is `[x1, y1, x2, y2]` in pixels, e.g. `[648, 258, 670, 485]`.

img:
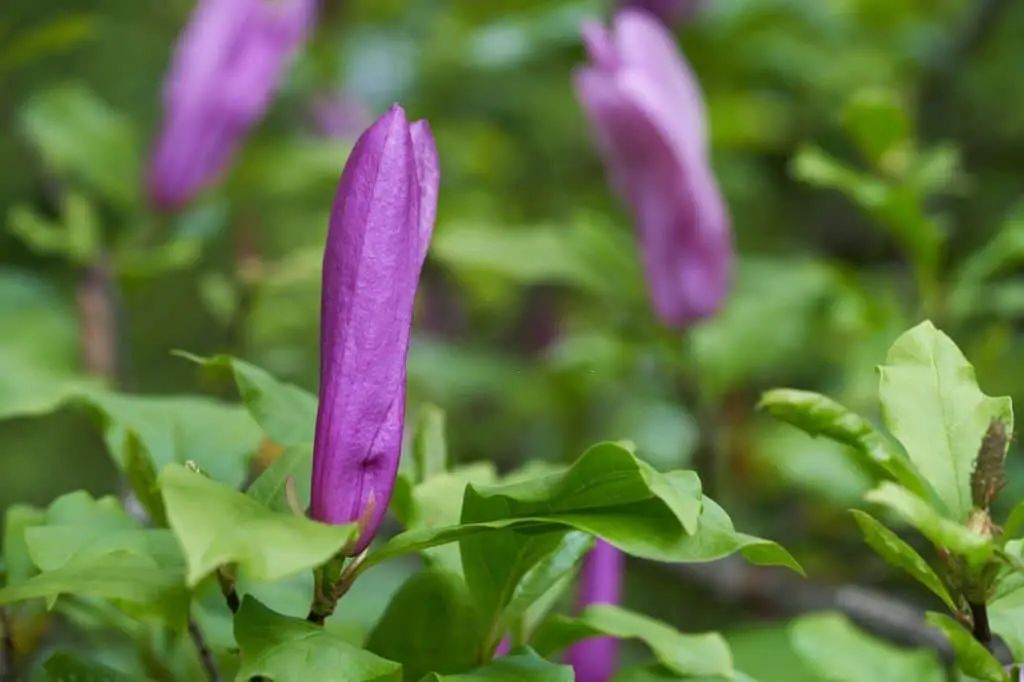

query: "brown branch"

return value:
[188, 619, 221, 682]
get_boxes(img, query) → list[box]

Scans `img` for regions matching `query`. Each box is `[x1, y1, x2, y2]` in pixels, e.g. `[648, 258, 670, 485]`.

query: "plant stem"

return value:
[188, 619, 221, 682]
[969, 601, 992, 647]
[0, 608, 15, 682]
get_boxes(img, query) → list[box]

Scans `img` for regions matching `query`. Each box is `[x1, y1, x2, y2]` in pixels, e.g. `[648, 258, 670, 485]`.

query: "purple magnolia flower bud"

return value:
[566, 540, 624, 682]
[616, 0, 701, 24]
[309, 105, 440, 555]
[148, 0, 316, 209]
[574, 9, 732, 328]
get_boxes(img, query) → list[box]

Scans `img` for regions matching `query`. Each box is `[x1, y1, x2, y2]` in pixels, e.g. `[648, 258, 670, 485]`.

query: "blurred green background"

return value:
[4, 0, 1024, 677]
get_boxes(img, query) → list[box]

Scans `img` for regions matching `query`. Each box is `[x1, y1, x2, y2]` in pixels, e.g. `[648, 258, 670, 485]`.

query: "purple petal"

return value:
[566, 540, 624, 682]
[310, 105, 439, 554]
[581, 20, 618, 71]
[409, 120, 440, 268]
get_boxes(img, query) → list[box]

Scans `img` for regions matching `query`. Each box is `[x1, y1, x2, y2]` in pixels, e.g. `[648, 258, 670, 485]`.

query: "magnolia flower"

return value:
[616, 0, 700, 24]
[148, 0, 316, 208]
[566, 540, 624, 682]
[309, 105, 440, 554]
[574, 9, 732, 328]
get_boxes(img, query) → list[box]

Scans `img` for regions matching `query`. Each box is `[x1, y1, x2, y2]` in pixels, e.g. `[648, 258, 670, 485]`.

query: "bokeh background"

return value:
[3, 0, 1024, 678]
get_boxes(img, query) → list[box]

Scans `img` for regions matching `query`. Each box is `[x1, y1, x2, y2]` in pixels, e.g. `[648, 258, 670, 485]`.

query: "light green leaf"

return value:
[246, 443, 313, 513]
[175, 352, 318, 447]
[878, 320, 1013, 521]
[364, 569, 481, 680]
[421, 647, 573, 682]
[532, 604, 733, 678]
[26, 527, 182, 573]
[82, 390, 263, 488]
[39, 651, 134, 682]
[3, 504, 46, 586]
[413, 404, 449, 483]
[159, 464, 356, 586]
[758, 388, 923, 495]
[1002, 500, 1024, 546]
[864, 483, 991, 564]
[233, 597, 402, 682]
[789, 612, 944, 682]
[990, 566, 1024, 661]
[0, 551, 188, 627]
[925, 612, 1008, 682]
[19, 84, 139, 207]
[123, 430, 166, 526]
[841, 89, 912, 170]
[849, 510, 955, 610]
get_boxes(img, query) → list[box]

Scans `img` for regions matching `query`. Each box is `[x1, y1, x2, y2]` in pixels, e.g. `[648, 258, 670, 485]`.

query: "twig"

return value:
[188, 619, 221, 682]
[655, 556, 1015, 665]
[1, 608, 15, 682]
[969, 601, 992, 647]
[217, 570, 241, 615]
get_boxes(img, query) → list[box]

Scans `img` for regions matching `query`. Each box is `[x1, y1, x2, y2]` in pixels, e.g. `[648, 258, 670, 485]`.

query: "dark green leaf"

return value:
[123, 430, 166, 526]
[757, 388, 923, 495]
[789, 612, 944, 682]
[420, 647, 573, 682]
[878, 320, 1013, 521]
[364, 568, 481, 680]
[925, 612, 1008, 682]
[532, 604, 732, 678]
[159, 464, 356, 586]
[849, 510, 955, 610]
[39, 651, 134, 682]
[234, 596, 402, 682]
[175, 352, 317, 447]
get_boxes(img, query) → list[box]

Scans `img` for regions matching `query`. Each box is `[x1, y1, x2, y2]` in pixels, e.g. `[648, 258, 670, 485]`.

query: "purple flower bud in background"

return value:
[566, 540, 624, 682]
[147, 0, 316, 209]
[311, 92, 373, 139]
[574, 9, 732, 328]
[309, 105, 440, 554]
[616, 0, 701, 24]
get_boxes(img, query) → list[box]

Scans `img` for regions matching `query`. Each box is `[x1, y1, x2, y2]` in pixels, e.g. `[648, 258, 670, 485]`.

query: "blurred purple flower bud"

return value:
[494, 637, 511, 658]
[148, 0, 316, 209]
[574, 9, 732, 328]
[616, 0, 701, 24]
[309, 105, 440, 555]
[566, 540, 624, 682]
[311, 92, 374, 139]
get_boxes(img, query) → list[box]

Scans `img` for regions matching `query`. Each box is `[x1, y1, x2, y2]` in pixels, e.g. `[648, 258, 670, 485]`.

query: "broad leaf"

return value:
[864, 483, 991, 564]
[364, 569, 481, 681]
[878, 321, 1013, 521]
[82, 390, 262, 488]
[413, 404, 449, 483]
[849, 510, 955, 610]
[925, 612, 1008, 682]
[421, 647, 573, 682]
[3, 504, 46, 586]
[26, 527, 182, 573]
[758, 388, 923, 495]
[176, 352, 318, 447]
[246, 443, 313, 513]
[40, 651, 135, 681]
[0, 551, 188, 627]
[789, 612, 944, 682]
[234, 597, 402, 682]
[159, 464, 356, 586]
[532, 604, 732, 678]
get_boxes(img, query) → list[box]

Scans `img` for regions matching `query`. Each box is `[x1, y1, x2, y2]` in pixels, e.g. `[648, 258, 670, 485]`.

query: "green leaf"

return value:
[532, 604, 733, 678]
[849, 510, 956, 610]
[925, 612, 1009, 682]
[0, 551, 188, 627]
[159, 464, 356, 586]
[0, 269, 92, 420]
[175, 352, 318, 447]
[789, 612, 944, 682]
[234, 596, 402, 682]
[39, 651, 134, 682]
[413, 404, 449, 483]
[421, 647, 573, 682]
[841, 89, 912, 169]
[950, 203, 1024, 319]
[1003, 500, 1024, 546]
[123, 430, 166, 526]
[878, 320, 1013, 521]
[757, 388, 923, 495]
[864, 483, 991, 564]
[364, 569, 481, 680]
[26, 527, 183, 573]
[246, 443, 313, 514]
[82, 390, 263, 488]
[3, 504, 46, 586]
[19, 84, 140, 207]
[0, 15, 95, 73]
